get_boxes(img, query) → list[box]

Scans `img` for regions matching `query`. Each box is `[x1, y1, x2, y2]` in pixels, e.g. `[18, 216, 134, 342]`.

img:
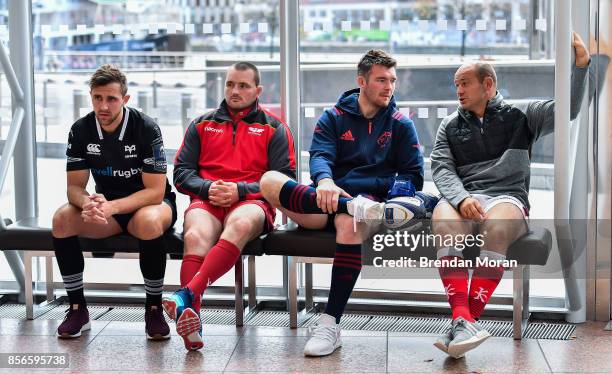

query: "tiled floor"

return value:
[1, 317, 611, 373]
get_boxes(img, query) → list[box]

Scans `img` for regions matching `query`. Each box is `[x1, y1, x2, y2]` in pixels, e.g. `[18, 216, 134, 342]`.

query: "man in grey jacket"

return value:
[430, 32, 591, 358]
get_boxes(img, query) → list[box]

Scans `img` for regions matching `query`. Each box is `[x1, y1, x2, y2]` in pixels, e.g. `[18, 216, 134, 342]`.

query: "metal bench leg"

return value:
[288, 256, 298, 328]
[305, 263, 313, 311]
[45, 256, 54, 302]
[234, 256, 245, 327]
[513, 264, 530, 339]
[247, 255, 257, 310]
[24, 251, 34, 320]
[523, 265, 531, 321]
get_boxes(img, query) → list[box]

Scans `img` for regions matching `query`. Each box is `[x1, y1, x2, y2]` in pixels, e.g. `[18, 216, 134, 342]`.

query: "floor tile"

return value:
[65, 334, 239, 371]
[224, 335, 387, 373]
[387, 336, 550, 373]
[98, 321, 242, 337]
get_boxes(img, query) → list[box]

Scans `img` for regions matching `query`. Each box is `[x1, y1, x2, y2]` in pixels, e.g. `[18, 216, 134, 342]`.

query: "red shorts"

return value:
[185, 198, 276, 233]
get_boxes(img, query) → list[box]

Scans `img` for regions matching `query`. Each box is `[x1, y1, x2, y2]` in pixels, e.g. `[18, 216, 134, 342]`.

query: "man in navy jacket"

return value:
[261, 50, 424, 357]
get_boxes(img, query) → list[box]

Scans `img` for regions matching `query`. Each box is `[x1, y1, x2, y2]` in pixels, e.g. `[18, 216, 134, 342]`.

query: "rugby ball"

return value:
[383, 196, 425, 230]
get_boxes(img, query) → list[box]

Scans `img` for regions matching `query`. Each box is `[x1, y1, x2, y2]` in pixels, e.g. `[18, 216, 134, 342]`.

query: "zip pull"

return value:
[368, 121, 372, 135]
[480, 127, 484, 135]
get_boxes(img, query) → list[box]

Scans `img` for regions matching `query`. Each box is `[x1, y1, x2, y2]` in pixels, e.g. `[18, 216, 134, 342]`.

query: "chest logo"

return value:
[377, 131, 392, 148]
[86, 143, 101, 155]
[248, 127, 264, 135]
[124, 144, 138, 158]
[205, 126, 223, 133]
[340, 130, 355, 141]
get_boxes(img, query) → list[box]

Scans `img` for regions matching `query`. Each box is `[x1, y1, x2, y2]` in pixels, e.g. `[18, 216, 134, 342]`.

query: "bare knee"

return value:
[260, 171, 289, 207]
[129, 211, 165, 240]
[334, 214, 364, 244]
[52, 204, 81, 237]
[224, 216, 260, 239]
[183, 227, 215, 256]
[480, 220, 524, 251]
[431, 219, 471, 237]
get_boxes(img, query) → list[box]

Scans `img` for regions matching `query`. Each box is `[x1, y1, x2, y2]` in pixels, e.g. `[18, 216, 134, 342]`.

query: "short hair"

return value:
[473, 62, 498, 86]
[357, 49, 397, 79]
[89, 64, 128, 96]
[230, 61, 261, 86]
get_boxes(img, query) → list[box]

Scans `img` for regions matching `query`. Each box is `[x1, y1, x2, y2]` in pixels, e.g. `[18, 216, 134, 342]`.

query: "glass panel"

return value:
[32, 0, 282, 287]
[298, 0, 562, 298]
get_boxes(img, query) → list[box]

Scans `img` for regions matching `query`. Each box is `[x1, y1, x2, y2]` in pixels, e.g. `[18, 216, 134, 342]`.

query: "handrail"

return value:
[35, 58, 557, 75]
[0, 40, 25, 231]
[0, 42, 24, 102]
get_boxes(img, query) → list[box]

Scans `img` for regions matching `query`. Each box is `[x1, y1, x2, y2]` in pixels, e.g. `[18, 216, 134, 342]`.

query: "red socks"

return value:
[186, 239, 241, 299]
[180, 255, 204, 313]
[438, 256, 474, 322]
[469, 262, 504, 319]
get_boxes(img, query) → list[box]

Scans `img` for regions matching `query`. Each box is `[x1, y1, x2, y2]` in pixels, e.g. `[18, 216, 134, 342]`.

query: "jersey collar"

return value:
[95, 107, 130, 141]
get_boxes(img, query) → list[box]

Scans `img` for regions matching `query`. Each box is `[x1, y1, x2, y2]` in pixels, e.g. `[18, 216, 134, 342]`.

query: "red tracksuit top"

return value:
[173, 100, 296, 201]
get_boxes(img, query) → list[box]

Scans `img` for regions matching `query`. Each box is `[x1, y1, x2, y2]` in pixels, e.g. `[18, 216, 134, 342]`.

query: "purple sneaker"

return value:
[145, 305, 171, 340]
[56, 304, 90, 338]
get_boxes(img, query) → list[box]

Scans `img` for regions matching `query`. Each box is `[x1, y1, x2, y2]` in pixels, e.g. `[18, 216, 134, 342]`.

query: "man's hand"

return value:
[209, 180, 239, 207]
[573, 31, 591, 68]
[458, 197, 485, 222]
[316, 178, 352, 214]
[81, 193, 117, 224]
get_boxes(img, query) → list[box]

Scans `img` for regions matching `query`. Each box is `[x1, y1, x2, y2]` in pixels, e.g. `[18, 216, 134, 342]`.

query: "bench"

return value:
[1, 216, 552, 339]
[264, 221, 552, 339]
[0, 217, 263, 324]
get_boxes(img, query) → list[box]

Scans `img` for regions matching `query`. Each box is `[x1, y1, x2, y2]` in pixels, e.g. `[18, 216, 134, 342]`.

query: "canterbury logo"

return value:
[86, 143, 101, 154]
[340, 130, 355, 141]
[204, 126, 223, 133]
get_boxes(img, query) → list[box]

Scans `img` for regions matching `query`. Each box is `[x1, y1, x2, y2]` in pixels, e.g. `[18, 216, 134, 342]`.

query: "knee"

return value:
[334, 215, 363, 243]
[183, 228, 213, 256]
[52, 205, 78, 237]
[431, 219, 468, 237]
[480, 221, 514, 248]
[130, 213, 165, 240]
[225, 216, 258, 238]
[260, 171, 284, 205]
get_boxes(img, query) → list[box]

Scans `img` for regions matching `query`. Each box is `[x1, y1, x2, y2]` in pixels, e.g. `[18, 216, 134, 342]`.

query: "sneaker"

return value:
[447, 317, 491, 358]
[56, 304, 90, 339]
[433, 324, 454, 355]
[176, 308, 203, 351]
[303, 314, 342, 357]
[162, 288, 203, 351]
[347, 195, 385, 230]
[145, 305, 170, 340]
[162, 288, 194, 322]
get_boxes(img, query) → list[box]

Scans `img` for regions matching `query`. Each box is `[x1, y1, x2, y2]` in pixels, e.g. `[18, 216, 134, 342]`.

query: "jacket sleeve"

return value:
[518, 62, 589, 141]
[173, 120, 214, 200]
[309, 110, 337, 185]
[394, 117, 424, 191]
[430, 117, 471, 209]
[237, 123, 297, 200]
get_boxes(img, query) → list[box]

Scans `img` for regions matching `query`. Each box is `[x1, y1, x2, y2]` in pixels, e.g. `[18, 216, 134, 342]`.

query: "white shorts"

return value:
[437, 193, 529, 219]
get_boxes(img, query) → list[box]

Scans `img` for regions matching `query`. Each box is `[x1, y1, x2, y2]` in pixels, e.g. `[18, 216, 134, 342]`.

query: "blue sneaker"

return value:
[162, 288, 203, 351]
[161, 287, 193, 322]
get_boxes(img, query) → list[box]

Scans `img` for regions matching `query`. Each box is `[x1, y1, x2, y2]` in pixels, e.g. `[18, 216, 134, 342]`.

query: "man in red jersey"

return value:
[163, 62, 296, 350]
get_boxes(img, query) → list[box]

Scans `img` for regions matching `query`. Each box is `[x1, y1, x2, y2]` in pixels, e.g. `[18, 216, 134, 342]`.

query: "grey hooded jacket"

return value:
[430, 63, 590, 211]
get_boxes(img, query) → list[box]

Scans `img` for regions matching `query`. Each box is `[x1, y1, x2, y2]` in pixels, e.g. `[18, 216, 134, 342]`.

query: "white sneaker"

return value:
[303, 314, 342, 357]
[347, 195, 384, 231]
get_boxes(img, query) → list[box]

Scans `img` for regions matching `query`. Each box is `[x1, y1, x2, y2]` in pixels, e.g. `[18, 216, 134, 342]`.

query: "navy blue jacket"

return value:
[309, 88, 424, 200]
